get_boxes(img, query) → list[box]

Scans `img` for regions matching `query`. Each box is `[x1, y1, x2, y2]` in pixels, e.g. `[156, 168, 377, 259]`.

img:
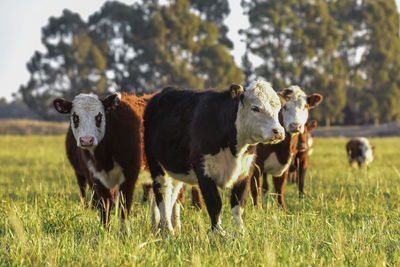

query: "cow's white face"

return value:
[54, 93, 121, 150]
[234, 81, 284, 146]
[279, 85, 323, 134]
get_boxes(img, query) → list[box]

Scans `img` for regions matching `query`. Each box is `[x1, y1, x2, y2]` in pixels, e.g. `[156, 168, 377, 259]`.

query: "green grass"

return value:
[1, 135, 400, 266]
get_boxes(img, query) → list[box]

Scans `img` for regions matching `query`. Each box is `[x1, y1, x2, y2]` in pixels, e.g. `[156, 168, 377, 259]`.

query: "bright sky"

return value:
[0, 0, 398, 101]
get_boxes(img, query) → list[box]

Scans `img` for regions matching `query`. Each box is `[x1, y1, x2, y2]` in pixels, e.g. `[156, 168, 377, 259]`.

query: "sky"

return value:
[0, 0, 398, 101]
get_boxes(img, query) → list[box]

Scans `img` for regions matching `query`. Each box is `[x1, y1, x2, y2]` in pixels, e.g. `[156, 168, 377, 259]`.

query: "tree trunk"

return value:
[325, 118, 331, 128]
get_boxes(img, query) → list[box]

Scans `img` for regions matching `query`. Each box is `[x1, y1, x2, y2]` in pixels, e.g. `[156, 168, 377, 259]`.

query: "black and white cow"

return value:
[143, 81, 285, 235]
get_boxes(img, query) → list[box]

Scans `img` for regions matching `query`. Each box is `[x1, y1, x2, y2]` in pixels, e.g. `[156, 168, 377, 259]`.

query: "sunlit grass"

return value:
[1, 135, 400, 265]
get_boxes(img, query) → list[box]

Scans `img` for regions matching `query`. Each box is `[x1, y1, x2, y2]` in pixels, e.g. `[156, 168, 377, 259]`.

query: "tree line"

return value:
[18, 0, 400, 126]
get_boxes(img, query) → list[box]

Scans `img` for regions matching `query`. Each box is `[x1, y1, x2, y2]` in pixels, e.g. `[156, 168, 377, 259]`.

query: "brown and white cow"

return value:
[54, 93, 142, 228]
[60, 92, 154, 205]
[144, 81, 285, 235]
[287, 120, 318, 198]
[250, 86, 322, 210]
[346, 137, 374, 168]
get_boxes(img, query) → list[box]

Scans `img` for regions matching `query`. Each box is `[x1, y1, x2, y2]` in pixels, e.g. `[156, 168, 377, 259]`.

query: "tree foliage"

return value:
[241, 0, 400, 126]
[20, 0, 242, 120]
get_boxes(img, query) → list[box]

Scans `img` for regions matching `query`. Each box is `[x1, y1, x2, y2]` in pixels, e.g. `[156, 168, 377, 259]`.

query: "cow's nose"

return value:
[80, 136, 94, 147]
[289, 122, 301, 133]
[271, 128, 284, 140]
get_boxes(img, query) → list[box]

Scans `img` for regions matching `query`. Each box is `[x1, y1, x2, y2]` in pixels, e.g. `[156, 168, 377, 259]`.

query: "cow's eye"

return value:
[283, 105, 287, 111]
[251, 106, 260, 112]
[72, 113, 79, 128]
[95, 113, 102, 127]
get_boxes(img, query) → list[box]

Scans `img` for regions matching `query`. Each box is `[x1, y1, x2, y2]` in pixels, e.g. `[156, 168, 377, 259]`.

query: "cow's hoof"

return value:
[212, 226, 226, 237]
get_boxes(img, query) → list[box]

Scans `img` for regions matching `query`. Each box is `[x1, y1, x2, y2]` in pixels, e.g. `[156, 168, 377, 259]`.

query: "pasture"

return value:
[1, 135, 400, 265]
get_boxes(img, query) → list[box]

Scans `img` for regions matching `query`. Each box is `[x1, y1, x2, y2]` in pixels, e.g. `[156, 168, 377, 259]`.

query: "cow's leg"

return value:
[154, 175, 175, 234]
[272, 171, 288, 211]
[194, 167, 223, 233]
[151, 196, 160, 231]
[171, 184, 184, 235]
[357, 159, 362, 168]
[146, 153, 175, 234]
[231, 177, 251, 235]
[250, 166, 262, 209]
[92, 181, 113, 228]
[118, 168, 139, 231]
[191, 186, 204, 209]
[298, 155, 308, 199]
[142, 183, 153, 202]
[262, 173, 269, 193]
[76, 173, 88, 205]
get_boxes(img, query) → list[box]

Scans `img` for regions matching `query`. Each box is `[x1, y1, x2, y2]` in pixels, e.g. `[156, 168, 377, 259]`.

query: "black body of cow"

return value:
[144, 86, 254, 231]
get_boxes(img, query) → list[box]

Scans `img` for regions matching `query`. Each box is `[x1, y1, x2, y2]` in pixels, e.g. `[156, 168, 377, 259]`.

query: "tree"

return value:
[189, 0, 233, 49]
[358, 0, 400, 123]
[241, 0, 345, 126]
[89, 0, 242, 91]
[20, 10, 109, 120]
[241, 50, 254, 85]
[21, 0, 243, 120]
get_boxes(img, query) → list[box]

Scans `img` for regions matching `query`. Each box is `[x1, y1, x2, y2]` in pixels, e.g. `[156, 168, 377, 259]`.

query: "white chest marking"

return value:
[263, 152, 292, 177]
[87, 160, 125, 189]
[203, 146, 255, 189]
[162, 168, 198, 185]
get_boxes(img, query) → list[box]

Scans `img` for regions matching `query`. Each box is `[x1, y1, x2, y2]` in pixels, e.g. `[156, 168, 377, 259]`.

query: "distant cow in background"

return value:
[250, 86, 322, 210]
[144, 81, 285, 235]
[346, 137, 374, 168]
[287, 120, 318, 198]
[54, 93, 142, 228]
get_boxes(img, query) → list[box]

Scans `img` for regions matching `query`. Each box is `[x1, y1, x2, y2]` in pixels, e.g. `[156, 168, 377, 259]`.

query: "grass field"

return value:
[1, 135, 400, 266]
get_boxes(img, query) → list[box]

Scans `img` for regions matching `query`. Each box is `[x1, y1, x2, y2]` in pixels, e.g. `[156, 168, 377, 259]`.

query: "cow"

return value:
[287, 120, 318, 198]
[143, 81, 285, 235]
[58, 93, 154, 206]
[53, 93, 142, 228]
[250, 86, 322, 211]
[346, 137, 374, 168]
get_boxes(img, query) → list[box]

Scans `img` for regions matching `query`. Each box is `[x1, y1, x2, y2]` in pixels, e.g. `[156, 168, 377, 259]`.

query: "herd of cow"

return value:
[53, 80, 374, 235]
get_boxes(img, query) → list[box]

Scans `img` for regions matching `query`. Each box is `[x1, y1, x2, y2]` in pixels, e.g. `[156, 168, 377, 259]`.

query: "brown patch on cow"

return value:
[287, 120, 317, 198]
[120, 92, 158, 169]
[250, 131, 299, 211]
[191, 186, 204, 209]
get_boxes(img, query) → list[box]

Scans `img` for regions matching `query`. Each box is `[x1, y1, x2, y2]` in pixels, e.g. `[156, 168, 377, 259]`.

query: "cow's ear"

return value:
[230, 84, 244, 99]
[53, 98, 72, 114]
[306, 120, 317, 131]
[371, 146, 375, 153]
[307, 94, 323, 109]
[102, 92, 121, 113]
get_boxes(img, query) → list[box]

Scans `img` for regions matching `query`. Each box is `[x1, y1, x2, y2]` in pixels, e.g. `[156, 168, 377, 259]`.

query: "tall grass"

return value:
[0, 135, 399, 265]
